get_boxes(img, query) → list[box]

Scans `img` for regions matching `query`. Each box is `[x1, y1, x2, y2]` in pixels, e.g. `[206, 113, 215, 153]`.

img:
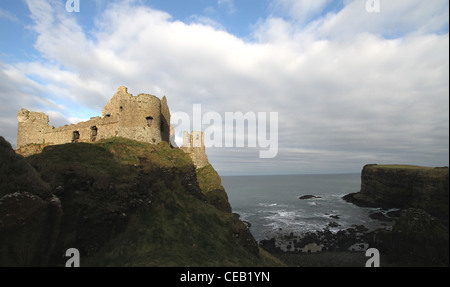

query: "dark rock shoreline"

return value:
[258, 224, 387, 267]
[259, 224, 374, 253]
[260, 207, 449, 266]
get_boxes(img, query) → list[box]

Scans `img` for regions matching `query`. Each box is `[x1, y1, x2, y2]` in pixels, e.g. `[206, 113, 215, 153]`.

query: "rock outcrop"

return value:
[388, 208, 449, 266]
[343, 164, 449, 226]
[0, 136, 62, 266]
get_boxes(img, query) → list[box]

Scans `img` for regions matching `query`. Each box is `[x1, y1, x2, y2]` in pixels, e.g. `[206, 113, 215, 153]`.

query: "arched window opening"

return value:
[72, 131, 80, 143]
[90, 126, 98, 142]
[146, 116, 153, 127]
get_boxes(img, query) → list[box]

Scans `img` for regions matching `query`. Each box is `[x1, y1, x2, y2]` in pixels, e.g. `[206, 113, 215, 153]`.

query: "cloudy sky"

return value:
[0, 0, 448, 176]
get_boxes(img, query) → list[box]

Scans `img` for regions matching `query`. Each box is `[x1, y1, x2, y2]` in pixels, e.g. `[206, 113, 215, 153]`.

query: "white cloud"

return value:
[315, 0, 449, 39]
[0, 0, 448, 174]
[187, 15, 226, 31]
[260, 0, 449, 43]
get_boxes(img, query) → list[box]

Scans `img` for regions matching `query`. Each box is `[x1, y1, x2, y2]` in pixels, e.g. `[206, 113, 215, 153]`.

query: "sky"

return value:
[0, 0, 448, 176]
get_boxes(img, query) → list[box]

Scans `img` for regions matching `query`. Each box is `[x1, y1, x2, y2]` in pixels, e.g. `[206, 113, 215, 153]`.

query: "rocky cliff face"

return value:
[0, 136, 275, 267]
[389, 208, 448, 266]
[343, 164, 449, 266]
[343, 164, 449, 226]
[0, 137, 62, 266]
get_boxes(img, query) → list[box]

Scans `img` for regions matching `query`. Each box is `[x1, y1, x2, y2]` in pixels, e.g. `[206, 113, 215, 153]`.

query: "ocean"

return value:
[222, 174, 395, 241]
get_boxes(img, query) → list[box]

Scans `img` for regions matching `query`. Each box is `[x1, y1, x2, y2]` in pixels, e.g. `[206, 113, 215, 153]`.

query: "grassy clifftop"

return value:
[1, 137, 282, 266]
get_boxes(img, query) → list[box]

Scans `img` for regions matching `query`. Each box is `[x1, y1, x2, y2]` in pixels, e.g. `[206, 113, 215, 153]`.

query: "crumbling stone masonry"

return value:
[17, 87, 171, 149]
[181, 131, 210, 169]
[16, 87, 209, 168]
[16, 87, 210, 169]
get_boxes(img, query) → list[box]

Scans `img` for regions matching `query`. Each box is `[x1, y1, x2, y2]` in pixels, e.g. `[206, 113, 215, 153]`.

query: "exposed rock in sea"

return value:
[299, 195, 322, 200]
[328, 221, 341, 228]
[259, 224, 375, 255]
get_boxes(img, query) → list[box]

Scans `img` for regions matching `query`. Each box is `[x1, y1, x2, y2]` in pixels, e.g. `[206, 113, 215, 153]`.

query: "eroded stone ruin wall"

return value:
[181, 131, 210, 169]
[17, 87, 170, 149]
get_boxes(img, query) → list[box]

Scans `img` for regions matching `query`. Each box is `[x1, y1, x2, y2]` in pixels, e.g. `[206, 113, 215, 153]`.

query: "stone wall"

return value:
[17, 109, 51, 148]
[16, 87, 171, 151]
[181, 131, 210, 169]
[160, 96, 171, 143]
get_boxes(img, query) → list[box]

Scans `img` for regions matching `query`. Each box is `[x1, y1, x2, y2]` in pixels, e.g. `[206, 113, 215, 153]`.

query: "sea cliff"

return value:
[343, 164, 449, 266]
[343, 164, 449, 226]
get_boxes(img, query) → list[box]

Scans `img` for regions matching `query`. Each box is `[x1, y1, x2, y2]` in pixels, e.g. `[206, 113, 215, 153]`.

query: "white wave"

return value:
[258, 202, 278, 207]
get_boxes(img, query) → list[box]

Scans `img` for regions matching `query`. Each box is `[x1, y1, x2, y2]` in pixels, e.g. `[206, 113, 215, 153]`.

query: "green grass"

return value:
[370, 164, 437, 170]
[81, 170, 282, 266]
[196, 164, 232, 212]
[85, 187, 260, 266]
[196, 164, 224, 194]
[366, 164, 448, 180]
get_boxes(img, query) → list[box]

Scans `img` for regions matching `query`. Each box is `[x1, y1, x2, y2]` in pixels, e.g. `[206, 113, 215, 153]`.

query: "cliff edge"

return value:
[0, 136, 281, 267]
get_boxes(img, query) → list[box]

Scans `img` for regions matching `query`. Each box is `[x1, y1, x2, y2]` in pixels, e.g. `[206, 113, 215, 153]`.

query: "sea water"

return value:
[222, 174, 393, 241]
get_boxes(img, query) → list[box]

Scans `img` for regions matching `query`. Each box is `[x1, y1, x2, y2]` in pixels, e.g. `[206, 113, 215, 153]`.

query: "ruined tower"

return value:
[181, 131, 210, 169]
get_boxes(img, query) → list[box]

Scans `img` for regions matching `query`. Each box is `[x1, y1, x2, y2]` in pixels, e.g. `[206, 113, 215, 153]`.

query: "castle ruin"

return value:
[16, 86, 209, 169]
[17, 87, 170, 147]
[181, 131, 210, 169]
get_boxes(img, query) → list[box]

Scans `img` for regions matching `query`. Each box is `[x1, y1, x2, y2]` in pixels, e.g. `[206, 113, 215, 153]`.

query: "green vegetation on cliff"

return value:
[196, 164, 232, 213]
[1, 137, 282, 266]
